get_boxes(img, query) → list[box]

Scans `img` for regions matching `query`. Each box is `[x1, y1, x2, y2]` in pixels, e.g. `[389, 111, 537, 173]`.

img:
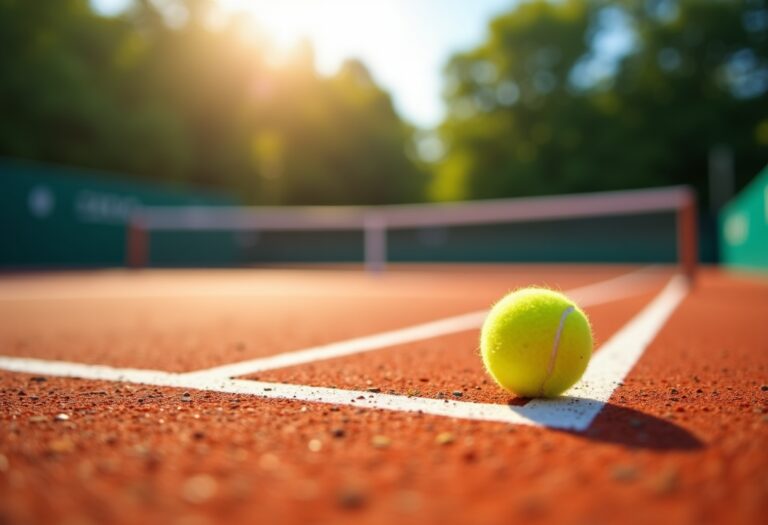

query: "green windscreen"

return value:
[720, 165, 768, 272]
[0, 159, 240, 268]
[230, 212, 678, 265]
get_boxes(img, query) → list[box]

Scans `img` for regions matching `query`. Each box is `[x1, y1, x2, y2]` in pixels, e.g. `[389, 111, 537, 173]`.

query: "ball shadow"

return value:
[566, 402, 703, 451]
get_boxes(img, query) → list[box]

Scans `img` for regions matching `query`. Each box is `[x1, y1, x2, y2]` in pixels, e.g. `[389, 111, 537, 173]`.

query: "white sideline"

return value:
[181, 267, 664, 380]
[0, 272, 687, 430]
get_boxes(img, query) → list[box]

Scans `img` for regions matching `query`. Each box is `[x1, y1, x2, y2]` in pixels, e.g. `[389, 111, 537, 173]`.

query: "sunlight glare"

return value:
[217, 0, 404, 73]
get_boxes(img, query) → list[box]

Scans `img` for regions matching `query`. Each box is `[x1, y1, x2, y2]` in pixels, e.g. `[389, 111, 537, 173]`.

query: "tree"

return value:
[244, 58, 424, 205]
[433, 0, 768, 206]
[0, 0, 426, 205]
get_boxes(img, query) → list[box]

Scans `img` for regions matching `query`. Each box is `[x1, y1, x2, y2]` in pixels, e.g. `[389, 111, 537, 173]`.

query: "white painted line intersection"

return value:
[181, 266, 665, 380]
[0, 270, 687, 430]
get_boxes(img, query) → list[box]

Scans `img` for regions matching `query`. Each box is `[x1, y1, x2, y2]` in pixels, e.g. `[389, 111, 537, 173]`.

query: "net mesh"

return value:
[129, 186, 696, 274]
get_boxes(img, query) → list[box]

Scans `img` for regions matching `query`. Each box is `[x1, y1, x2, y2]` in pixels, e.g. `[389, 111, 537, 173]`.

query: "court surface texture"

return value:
[1, 265, 766, 525]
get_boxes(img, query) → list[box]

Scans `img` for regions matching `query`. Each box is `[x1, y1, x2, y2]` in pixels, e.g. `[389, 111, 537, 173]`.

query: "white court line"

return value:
[0, 273, 687, 430]
[181, 266, 666, 380]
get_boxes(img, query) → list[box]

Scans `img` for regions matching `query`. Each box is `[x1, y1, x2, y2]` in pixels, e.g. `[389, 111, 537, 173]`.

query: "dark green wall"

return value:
[243, 213, 681, 264]
[1, 159, 240, 268]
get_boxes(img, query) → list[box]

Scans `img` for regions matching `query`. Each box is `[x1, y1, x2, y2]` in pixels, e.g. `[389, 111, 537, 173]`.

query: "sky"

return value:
[92, 0, 519, 128]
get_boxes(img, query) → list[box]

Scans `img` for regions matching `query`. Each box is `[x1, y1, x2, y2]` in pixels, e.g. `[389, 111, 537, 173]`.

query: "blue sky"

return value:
[92, 0, 520, 128]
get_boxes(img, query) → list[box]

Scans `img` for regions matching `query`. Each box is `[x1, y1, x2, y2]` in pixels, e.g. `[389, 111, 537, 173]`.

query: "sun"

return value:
[215, 0, 402, 73]
[223, 0, 325, 52]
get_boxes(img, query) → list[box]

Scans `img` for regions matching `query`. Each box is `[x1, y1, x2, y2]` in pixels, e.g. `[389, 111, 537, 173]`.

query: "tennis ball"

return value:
[480, 287, 593, 398]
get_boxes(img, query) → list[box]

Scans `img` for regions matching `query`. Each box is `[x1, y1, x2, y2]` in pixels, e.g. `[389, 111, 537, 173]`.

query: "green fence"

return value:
[719, 165, 768, 272]
[1, 159, 240, 268]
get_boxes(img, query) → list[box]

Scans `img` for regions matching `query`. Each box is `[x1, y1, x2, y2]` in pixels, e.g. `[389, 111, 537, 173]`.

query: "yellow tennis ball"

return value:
[480, 287, 593, 398]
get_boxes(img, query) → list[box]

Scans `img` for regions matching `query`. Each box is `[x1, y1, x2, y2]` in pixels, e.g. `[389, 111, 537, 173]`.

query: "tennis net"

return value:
[126, 186, 698, 279]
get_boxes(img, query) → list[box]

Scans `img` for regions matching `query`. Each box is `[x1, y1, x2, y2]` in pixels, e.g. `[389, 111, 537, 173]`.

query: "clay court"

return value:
[3, 1, 768, 524]
[1, 264, 766, 525]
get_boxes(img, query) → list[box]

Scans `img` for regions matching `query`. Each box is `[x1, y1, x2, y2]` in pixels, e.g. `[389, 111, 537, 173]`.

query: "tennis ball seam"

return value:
[537, 304, 575, 397]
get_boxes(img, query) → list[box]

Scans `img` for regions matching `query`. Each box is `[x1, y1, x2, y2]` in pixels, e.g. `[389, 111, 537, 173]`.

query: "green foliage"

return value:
[0, 0, 425, 204]
[435, 0, 768, 204]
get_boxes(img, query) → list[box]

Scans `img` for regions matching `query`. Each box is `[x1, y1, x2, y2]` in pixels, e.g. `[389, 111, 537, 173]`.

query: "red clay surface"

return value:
[251, 285, 669, 404]
[1, 266, 767, 525]
[0, 266, 638, 372]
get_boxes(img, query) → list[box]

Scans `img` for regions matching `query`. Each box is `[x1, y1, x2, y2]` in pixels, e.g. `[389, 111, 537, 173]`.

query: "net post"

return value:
[126, 216, 148, 269]
[364, 213, 387, 273]
[676, 187, 698, 284]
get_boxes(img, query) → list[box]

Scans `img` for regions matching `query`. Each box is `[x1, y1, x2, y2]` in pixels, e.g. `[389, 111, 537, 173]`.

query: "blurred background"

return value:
[1, 0, 766, 270]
